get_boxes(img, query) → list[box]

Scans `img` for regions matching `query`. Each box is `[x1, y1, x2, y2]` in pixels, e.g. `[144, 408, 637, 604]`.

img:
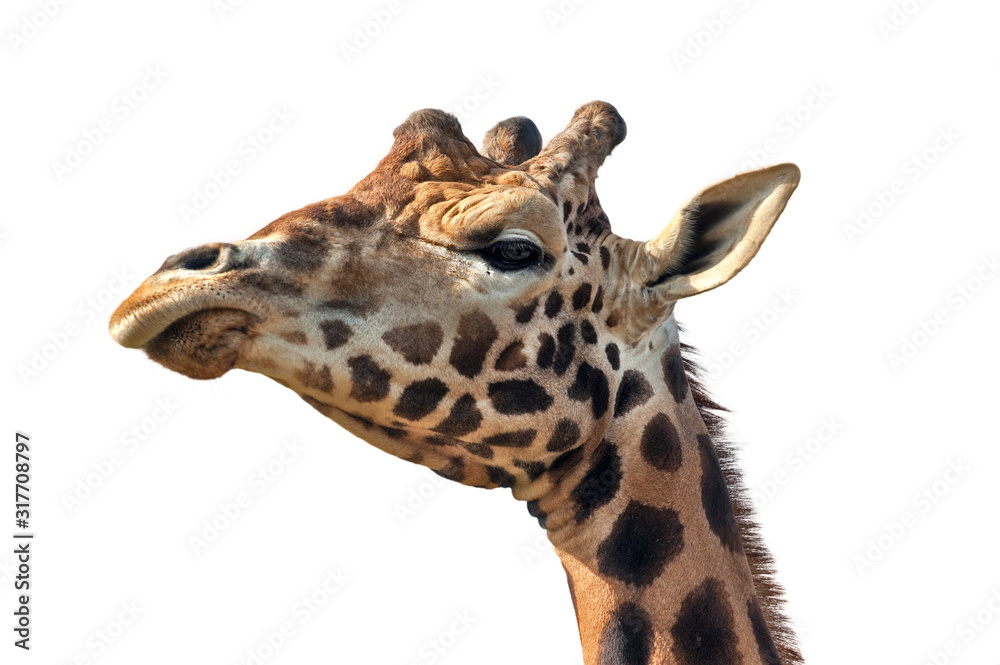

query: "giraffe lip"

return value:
[110, 286, 262, 350]
[143, 307, 263, 380]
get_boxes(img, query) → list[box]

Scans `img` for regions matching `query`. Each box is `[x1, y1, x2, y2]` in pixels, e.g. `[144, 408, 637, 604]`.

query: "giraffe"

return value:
[110, 101, 802, 664]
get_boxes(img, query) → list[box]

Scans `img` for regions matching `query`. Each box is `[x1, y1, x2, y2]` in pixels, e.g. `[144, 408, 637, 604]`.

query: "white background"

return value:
[3, 1, 999, 663]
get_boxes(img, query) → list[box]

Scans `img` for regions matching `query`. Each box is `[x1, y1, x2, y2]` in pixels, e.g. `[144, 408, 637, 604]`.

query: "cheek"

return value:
[461, 323, 615, 455]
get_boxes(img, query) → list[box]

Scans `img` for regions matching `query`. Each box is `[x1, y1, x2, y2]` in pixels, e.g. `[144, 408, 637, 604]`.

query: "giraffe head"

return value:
[110, 101, 798, 497]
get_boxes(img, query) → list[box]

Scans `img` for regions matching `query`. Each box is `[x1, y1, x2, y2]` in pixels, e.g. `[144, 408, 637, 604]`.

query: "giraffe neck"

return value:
[533, 319, 784, 665]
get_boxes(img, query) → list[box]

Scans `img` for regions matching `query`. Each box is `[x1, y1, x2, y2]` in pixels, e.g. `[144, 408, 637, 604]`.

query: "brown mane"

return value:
[681, 338, 804, 665]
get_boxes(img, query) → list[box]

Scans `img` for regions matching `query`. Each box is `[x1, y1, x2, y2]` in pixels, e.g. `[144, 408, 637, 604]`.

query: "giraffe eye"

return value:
[482, 239, 543, 271]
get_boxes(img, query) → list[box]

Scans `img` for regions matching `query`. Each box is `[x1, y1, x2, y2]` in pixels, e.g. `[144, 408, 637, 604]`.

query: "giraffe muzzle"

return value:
[109, 241, 267, 367]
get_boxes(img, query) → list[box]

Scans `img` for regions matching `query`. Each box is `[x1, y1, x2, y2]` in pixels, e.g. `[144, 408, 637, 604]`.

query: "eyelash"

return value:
[480, 239, 544, 271]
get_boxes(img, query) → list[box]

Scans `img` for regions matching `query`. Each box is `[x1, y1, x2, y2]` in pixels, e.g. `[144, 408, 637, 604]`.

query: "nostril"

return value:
[179, 246, 221, 271]
[160, 243, 233, 273]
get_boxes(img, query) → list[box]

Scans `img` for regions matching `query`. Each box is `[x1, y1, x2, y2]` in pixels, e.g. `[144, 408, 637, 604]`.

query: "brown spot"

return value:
[269, 196, 372, 230]
[449, 310, 498, 378]
[482, 429, 536, 448]
[382, 321, 444, 365]
[514, 460, 546, 481]
[495, 341, 529, 371]
[747, 597, 782, 665]
[591, 285, 604, 314]
[514, 298, 539, 324]
[464, 442, 494, 459]
[551, 446, 584, 474]
[605, 343, 620, 370]
[571, 440, 621, 522]
[537, 333, 555, 369]
[486, 466, 516, 488]
[297, 361, 333, 393]
[553, 323, 576, 376]
[347, 355, 391, 403]
[489, 379, 554, 415]
[544, 291, 564, 318]
[237, 272, 303, 297]
[393, 378, 448, 421]
[273, 227, 329, 272]
[605, 311, 621, 328]
[280, 331, 308, 345]
[640, 413, 682, 472]
[319, 320, 353, 350]
[698, 433, 743, 553]
[317, 297, 378, 318]
[433, 394, 482, 437]
[599, 603, 653, 665]
[597, 501, 684, 588]
[662, 344, 688, 403]
[613, 370, 653, 418]
[572, 283, 593, 310]
[546, 419, 581, 452]
[567, 362, 610, 419]
[433, 456, 466, 483]
[671, 578, 741, 665]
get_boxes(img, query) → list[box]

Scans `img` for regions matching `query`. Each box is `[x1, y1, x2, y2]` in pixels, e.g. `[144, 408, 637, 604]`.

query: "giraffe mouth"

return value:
[110, 285, 265, 379]
[142, 308, 262, 380]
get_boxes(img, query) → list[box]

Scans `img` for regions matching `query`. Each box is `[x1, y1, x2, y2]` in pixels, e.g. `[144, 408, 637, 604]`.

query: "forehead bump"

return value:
[393, 108, 471, 144]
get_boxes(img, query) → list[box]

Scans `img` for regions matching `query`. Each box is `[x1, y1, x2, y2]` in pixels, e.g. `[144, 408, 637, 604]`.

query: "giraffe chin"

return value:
[144, 308, 259, 380]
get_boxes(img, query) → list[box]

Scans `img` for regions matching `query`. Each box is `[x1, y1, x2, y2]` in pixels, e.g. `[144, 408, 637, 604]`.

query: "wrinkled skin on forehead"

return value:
[110, 101, 797, 500]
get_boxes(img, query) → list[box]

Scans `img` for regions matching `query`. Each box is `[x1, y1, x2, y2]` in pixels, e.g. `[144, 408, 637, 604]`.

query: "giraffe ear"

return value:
[640, 163, 800, 300]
